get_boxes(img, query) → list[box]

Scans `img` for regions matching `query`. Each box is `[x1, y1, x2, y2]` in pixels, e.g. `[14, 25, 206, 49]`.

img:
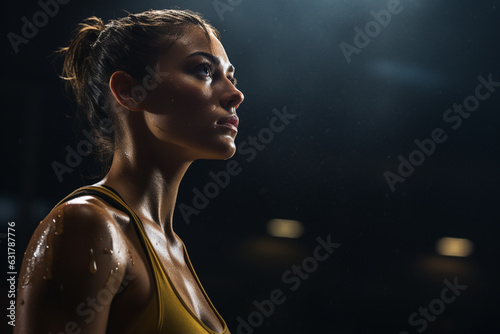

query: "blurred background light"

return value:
[369, 59, 443, 87]
[266, 218, 304, 238]
[436, 237, 474, 257]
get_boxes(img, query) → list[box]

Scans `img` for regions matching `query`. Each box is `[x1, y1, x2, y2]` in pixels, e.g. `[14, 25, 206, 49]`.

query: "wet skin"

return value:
[15, 25, 244, 333]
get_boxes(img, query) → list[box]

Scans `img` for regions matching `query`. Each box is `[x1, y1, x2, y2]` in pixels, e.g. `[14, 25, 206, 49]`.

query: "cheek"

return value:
[152, 76, 212, 110]
[142, 83, 214, 139]
[161, 83, 214, 117]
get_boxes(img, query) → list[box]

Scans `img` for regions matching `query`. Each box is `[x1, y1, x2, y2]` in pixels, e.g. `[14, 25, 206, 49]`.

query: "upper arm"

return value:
[15, 197, 129, 334]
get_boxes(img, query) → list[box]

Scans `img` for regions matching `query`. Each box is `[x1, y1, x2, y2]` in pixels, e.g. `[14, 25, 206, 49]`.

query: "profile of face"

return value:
[135, 25, 245, 162]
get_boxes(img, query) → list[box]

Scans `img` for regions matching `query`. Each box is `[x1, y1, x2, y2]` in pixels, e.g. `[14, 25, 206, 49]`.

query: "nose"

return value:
[221, 82, 244, 113]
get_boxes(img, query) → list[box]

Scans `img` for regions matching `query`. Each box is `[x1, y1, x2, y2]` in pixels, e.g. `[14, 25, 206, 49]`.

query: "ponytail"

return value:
[58, 16, 114, 169]
[60, 17, 104, 107]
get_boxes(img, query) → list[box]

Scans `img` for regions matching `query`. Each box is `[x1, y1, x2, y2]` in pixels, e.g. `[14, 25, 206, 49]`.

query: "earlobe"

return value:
[109, 71, 143, 111]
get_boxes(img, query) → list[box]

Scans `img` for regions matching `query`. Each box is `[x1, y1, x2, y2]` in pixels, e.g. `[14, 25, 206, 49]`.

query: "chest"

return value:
[119, 218, 224, 333]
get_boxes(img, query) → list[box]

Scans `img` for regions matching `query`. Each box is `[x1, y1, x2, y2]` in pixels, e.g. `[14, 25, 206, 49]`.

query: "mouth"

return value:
[217, 114, 239, 132]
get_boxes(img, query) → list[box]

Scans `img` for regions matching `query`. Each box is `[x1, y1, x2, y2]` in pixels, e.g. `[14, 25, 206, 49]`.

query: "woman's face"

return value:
[140, 25, 244, 161]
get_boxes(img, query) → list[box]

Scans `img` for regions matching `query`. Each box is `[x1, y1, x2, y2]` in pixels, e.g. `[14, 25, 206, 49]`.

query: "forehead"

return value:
[161, 25, 230, 67]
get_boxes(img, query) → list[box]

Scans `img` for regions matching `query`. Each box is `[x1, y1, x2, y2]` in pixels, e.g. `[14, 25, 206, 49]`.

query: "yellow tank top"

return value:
[56, 185, 231, 334]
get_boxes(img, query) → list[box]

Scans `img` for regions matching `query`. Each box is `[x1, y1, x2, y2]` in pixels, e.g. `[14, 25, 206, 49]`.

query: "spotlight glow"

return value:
[266, 219, 304, 238]
[436, 237, 474, 257]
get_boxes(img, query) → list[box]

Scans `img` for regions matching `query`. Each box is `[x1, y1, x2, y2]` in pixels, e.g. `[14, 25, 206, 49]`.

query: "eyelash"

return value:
[195, 62, 237, 86]
[196, 62, 213, 78]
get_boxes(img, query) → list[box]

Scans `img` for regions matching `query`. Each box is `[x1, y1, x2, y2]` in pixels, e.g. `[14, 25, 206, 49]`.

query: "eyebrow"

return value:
[186, 51, 235, 73]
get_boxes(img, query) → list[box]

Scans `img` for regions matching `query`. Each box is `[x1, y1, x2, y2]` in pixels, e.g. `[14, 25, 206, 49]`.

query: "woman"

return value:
[15, 9, 243, 334]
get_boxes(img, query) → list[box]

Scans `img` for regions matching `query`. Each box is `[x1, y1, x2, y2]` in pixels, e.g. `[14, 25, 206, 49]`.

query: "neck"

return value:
[99, 149, 192, 237]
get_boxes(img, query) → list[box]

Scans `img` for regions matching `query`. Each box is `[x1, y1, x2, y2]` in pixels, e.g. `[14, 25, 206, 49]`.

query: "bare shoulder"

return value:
[52, 194, 129, 243]
[29, 195, 131, 282]
[15, 195, 130, 333]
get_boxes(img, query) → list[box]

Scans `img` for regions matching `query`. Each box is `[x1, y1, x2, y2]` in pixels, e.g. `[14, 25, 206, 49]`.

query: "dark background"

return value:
[2, 0, 499, 333]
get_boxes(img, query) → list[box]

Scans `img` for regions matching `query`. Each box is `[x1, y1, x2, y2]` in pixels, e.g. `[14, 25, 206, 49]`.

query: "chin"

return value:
[222, 148, 236, 160]
[217, 144, 237, 160]
[197, 139, 237, 161]
[222, 139, 237, 159]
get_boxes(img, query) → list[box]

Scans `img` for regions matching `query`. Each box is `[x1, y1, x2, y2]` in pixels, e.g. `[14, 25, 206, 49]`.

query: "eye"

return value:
[194, 62, 213, 79]
[228, 76, 238, 86]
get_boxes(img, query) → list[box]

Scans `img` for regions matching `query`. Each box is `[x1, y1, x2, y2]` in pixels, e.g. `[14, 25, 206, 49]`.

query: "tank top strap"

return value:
[55, 185, 126, 213]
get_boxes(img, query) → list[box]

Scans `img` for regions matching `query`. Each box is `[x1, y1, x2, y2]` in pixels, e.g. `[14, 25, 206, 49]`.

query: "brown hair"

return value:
[59, 9, 219, 169]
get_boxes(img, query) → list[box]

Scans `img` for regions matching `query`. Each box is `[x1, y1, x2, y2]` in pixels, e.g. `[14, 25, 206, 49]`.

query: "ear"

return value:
[109, 71, 144, 111]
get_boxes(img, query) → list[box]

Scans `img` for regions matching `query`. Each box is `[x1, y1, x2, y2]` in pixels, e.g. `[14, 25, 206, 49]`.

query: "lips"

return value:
[217, 114, 239, 132]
